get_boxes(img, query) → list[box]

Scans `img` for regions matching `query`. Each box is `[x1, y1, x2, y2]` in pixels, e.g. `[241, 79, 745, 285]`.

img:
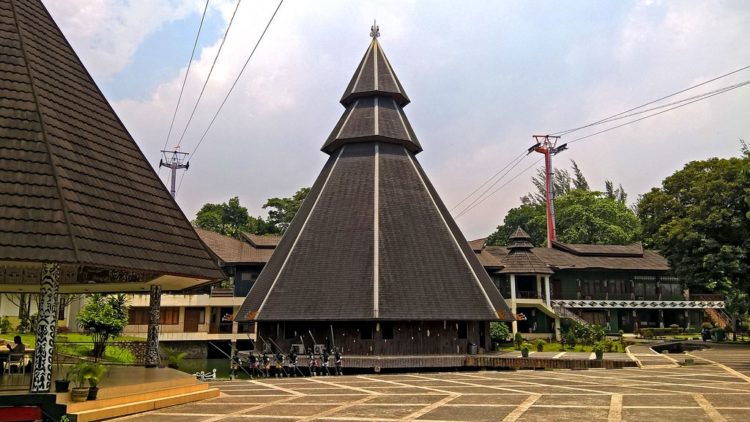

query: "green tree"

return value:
[489, 161, 637, 246]
[487, 189, 640, 246]
[263, 187, 310, 234]
[554, 189, 640, 244]
[193, 197, 274, 238]
[77, 294, 129, 358]
[637, 152, 750, 300]
[486, 202, 547, 246]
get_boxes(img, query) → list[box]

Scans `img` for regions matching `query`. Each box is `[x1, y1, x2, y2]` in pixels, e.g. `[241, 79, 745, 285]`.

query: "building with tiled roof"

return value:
[0, 0, 222, 293]
[473, 228, 724, 339]
[122, 230, 281, 355]
[0, 0, 222, 391]
[236, 28, 511, 355]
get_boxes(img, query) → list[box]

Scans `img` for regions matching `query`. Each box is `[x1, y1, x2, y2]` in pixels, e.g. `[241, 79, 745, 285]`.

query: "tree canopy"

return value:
[77, 294, 129, 358]
[487, 163, 639, 246]
[637, 151, 750, 294]
[193, 188, 310, 238]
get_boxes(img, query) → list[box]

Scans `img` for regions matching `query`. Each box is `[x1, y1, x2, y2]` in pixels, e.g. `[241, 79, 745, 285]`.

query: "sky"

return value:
[44, 0, 750, 240]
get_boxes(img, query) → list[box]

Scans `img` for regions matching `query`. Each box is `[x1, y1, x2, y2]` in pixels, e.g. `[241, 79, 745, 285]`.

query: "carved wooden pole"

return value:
[30, 263, 60, 393]
[145, 285, 162, 367]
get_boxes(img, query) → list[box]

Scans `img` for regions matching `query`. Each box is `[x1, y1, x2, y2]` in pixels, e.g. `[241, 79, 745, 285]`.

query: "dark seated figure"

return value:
[7, 335, 25, 354]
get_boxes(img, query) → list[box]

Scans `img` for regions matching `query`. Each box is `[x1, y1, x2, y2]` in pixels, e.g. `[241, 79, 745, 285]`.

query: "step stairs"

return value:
[705, 307, 730, 329]
[57, 367, 219, 422]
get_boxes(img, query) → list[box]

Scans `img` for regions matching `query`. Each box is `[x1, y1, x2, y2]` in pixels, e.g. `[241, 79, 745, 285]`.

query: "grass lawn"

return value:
[1, 332, 145, 364]
[496, 341, 627, 353]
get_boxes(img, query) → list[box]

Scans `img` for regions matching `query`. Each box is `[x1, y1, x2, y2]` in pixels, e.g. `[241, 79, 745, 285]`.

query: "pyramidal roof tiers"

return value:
[322, 29, 421, 154]
[0, 0, 221, 291]
[239, 27, 510, 322]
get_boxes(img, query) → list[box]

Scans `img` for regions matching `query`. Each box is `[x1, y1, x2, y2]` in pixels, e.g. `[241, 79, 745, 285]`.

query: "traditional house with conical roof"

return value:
[0, 0, 221, 393]
[237, 26, 511, 355]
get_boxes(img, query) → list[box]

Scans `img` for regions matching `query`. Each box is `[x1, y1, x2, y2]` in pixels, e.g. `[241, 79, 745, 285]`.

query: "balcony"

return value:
[516, 290, 544, 299]
[210, 287, 234, 298]
[208, 321, 233, 334]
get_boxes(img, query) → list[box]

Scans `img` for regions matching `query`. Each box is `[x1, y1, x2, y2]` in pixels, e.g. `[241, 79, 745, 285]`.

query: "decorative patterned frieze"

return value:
[551, 299, 724, 309]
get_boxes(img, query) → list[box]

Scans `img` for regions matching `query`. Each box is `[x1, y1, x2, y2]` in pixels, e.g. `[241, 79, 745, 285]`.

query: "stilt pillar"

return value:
[510, 274, 517, 336]
[30, 263, 60, 393]
[145, 285, 162, 368]
[544, 275, 551, 308]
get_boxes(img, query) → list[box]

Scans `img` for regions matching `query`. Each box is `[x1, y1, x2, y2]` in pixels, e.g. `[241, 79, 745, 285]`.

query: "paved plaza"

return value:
[112, 344, 750, 422]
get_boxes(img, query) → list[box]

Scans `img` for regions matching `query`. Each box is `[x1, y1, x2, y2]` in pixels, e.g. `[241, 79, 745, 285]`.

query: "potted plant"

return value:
[593, 341, 605, 360]
[85, 363, 107, 400]
[521, 342, 532, 358]
[513, 332, 524, 350]
[68, 362, 89, 402]
[535, 339, 545, 352]
[54, 350, 70, 393]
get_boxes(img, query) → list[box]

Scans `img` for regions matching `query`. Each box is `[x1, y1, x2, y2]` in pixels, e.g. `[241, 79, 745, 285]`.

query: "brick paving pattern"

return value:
[114, 345, 750, 421]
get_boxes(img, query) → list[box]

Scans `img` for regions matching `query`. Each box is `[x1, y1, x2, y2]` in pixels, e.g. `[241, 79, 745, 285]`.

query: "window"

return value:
[128, 308, 149, 325]
[58, 303, 66, 320]
[381, 322, 394, 340]
[160, 307, 180, 325]
[198, 309, 206, 324]
[128, 307, 179, 325]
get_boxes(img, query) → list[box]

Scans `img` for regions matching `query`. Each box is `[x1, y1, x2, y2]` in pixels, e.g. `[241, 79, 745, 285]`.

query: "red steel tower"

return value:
[529, 135, 567, 247]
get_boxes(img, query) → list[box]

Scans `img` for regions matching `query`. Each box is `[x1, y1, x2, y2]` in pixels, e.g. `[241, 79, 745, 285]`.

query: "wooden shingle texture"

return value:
[238, 37, 510, 322]
[0, 0, 221, 282]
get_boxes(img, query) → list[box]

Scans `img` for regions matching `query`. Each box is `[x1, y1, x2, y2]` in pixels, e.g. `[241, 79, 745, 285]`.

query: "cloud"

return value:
[45, 0, 206, 79]
[44, 0, 750, 241]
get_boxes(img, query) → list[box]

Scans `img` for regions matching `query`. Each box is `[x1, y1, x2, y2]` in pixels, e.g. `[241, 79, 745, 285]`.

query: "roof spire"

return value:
[370, 20, 380, 38]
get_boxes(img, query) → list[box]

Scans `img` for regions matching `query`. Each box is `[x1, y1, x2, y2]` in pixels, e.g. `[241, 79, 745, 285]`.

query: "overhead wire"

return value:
[452, 68, 750, 220]
[450, 150, 526, 212]
[565, 80, 750, 145]
[175, 0, 243, 149]
[162, 0, 210, 152]
[187, 0, 284, 162]
[454, 157, 543, 219]
[550, 64, 750, 136]
[451, 152, 529, 218]
[176, 0, 285, 194]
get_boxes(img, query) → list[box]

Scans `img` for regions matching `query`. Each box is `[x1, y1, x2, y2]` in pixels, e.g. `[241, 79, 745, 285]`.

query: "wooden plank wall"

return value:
[257, 321, 491, 355]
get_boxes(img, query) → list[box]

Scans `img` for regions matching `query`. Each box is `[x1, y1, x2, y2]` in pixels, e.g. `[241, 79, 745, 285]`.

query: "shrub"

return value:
[77, 294, 129, 358]
[592, 340, 606, 356]
[701, 322, 714, 330]
[0, 316, 10, 333]
[162, 346, 188, 369]
[490, 322, 511, 343]
[565, 331, 577, 349]
[514, 332, 524, 350]
[642, 328, 654, 339]
[535, 339, 545, 352]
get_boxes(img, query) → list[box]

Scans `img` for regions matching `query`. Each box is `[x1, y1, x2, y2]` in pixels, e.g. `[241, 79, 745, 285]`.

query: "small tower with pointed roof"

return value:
[237, 26, 511, 355]
[497, 228, 557, 338]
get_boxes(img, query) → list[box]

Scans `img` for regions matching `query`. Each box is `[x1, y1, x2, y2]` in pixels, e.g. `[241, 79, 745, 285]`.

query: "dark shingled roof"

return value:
[0, 0, 222, 288]
[340, 38, 410, 107]
[323, 39, 421, 154]
[475, 241, 669, 272]
[196, 228, 275, 265]
[240, 232, 281, 249]
[551, 241, 644, 257]
[239, 36, 510, 322]
[496, 228, 552, 275]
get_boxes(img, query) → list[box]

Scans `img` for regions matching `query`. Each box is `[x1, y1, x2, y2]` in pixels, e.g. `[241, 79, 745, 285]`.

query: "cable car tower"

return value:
[159, 147, 189, 198]
[528, 135, 567, 247]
